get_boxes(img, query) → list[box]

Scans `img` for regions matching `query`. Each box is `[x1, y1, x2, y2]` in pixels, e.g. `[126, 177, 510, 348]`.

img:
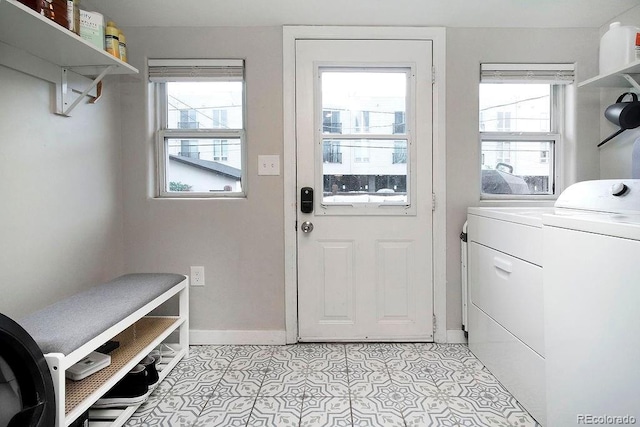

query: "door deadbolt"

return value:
[301, 187, 314, 213]
[301, 221, 314, 233]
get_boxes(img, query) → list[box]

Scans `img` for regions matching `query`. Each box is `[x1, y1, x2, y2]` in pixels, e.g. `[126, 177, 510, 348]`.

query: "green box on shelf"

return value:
[79, 9, 104, 51]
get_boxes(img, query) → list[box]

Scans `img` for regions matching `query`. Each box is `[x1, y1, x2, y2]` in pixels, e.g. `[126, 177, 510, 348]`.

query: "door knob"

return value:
[301, 221, 314, 233]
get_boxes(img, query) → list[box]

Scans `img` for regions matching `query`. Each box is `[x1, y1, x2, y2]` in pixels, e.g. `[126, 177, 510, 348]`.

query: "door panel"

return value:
[376, 240, 414, 320]
[319, 240, 355, 323]
[296, 39, 433, 341]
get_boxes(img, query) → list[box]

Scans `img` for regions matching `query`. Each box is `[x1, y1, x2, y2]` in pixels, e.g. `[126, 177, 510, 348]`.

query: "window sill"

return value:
[152, 194, 247, 201]
[478, 197, 556, 208]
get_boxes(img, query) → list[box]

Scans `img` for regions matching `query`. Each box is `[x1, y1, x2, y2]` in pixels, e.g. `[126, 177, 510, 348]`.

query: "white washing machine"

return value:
[543, 179, 640, 426]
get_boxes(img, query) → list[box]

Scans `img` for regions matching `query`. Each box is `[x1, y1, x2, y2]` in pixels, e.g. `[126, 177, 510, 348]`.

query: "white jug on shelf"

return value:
[599, 22, 640, 75]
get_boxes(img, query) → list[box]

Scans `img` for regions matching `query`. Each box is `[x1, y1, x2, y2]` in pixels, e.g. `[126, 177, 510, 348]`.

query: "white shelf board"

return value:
[578, 59, 640, 88]
[0, 0, 137, 76]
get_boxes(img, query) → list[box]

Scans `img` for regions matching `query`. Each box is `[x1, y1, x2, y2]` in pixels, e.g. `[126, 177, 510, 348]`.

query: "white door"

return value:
[296, 39, 434, 341]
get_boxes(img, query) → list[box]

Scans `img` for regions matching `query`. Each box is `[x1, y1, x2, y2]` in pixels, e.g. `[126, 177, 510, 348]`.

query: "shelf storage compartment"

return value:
[63, 316, 185, 418]
[0, 0, 138, 115]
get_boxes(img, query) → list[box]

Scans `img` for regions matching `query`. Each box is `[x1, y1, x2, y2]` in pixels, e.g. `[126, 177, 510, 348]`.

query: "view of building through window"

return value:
[163, 81, 244, 194]
[479, 83, 555, 196]
[320, 70, 410, 204]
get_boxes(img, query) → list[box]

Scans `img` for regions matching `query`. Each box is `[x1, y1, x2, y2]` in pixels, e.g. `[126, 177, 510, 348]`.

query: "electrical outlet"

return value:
[190, 266, 205, 287]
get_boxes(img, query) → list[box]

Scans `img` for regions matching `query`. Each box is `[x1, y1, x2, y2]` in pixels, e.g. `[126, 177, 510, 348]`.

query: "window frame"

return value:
[316, 66, 415, 213]
[152, 60, 247, 199]
[479, 81, 566, 201]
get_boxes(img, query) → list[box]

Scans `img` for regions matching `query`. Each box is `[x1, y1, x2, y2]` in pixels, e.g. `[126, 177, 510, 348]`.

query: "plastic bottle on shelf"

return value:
[118, 31, 127, 63]
[66, 0, 80, 34]
[636, 32, 640, 62]
[105, 21, 120, 59]
[599, 22, 640, 75]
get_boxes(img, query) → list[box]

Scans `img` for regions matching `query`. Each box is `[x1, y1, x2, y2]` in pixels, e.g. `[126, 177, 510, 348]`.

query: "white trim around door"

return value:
[283, 26, 447, 344]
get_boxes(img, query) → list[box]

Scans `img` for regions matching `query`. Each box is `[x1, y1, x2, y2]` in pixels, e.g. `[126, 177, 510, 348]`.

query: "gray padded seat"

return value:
[18, 273, 185, 356]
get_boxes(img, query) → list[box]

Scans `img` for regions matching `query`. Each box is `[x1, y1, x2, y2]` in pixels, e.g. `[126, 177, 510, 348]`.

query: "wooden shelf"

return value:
[0, 0, 137, 76]
[578, 59, 640, 89]
[64, 316, 184, 419]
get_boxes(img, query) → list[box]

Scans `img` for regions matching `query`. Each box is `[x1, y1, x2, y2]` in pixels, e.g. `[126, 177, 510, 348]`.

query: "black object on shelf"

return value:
[95, 340, 120, 354]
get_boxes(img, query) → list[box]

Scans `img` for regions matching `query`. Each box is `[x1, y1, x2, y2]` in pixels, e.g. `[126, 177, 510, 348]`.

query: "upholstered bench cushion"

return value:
[18, 273, 185, 356]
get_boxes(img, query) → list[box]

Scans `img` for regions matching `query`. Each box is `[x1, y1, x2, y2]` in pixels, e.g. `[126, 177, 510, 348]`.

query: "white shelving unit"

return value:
[0, 0, 138, 115]
[578, 59, 640, 91]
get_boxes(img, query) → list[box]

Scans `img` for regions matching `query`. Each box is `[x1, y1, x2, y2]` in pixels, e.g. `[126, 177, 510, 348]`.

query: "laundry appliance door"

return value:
[0, 313, 55, 427]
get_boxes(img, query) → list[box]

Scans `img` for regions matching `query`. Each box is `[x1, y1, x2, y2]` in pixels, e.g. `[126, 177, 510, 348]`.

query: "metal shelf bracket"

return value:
[622, 74, 640, 93]
[57, 65, 114, 117]
[0, 40, 110, 117]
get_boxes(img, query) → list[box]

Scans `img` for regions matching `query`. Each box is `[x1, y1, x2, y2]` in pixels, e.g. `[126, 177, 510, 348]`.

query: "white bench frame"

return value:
[44, 277, 189, 427]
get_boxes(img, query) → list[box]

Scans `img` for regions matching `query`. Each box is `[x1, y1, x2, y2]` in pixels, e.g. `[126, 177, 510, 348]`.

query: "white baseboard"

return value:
[190, 329, 466, 346]
[190, 329, 287, 346]
[447, 329, 468, 344]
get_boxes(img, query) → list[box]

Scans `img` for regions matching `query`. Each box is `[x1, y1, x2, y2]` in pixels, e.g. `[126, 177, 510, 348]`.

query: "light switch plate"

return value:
[258, 155, 280, 176]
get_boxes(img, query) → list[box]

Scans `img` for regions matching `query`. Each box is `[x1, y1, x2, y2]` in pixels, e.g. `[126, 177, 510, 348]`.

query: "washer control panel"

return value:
[555, 179, 640, 213]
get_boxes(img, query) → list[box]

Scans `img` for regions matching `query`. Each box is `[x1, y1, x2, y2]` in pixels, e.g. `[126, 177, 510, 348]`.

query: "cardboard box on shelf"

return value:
[79, 9, 104, 50]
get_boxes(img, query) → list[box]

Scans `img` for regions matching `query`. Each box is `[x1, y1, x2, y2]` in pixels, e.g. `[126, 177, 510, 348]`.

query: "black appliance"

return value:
[0, 313, 55, 427]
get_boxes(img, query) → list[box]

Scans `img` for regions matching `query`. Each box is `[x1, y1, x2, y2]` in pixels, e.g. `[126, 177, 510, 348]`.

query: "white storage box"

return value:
[66, 351, 111, 381]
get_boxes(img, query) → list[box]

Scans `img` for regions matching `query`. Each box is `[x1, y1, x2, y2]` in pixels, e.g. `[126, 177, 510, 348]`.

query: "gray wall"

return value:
[445, 28, 601, 329]
[0, 67, 124, 319]
[0, 23, 606, 335]
[120, 27, 285, 333]
[119, 26, 600, 335]
[599, 5, 640, 178]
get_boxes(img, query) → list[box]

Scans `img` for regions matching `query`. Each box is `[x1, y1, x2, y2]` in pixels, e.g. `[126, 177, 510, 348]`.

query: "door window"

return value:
[320, 70, 410, 206]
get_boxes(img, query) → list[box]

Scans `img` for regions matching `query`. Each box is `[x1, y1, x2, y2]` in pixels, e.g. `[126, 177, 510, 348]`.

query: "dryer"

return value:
[466, 205, 551, 425]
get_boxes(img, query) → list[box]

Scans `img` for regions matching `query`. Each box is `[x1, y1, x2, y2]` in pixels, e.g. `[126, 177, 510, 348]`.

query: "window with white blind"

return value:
[479, 63, 574, 198]
[149, 59, 245, 197]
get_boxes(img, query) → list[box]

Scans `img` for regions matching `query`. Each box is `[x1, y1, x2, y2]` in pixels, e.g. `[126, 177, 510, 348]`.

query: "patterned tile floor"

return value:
[124, 343, 541, 427]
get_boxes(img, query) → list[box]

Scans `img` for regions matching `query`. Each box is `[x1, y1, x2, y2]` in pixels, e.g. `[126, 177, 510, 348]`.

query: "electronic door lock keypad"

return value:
[301, 187, 314, 213]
